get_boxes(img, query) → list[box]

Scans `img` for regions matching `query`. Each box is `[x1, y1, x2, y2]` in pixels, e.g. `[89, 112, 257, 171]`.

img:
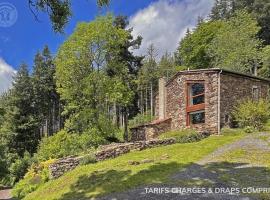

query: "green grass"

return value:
[158, 129, 197, 139]
[23, 132, 244, 200]
[158, 128, 206, 143]
[220, 127, 247, 135]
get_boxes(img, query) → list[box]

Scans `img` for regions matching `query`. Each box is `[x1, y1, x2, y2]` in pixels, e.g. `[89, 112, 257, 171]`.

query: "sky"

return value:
[0, 0, 214, 94]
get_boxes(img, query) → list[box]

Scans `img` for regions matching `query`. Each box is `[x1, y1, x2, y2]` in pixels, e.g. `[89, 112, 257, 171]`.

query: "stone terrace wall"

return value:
[130, 118, 172, 141]
[95, 138, 175, 161]
[49, 138, 176, 179]
[49, 156, 81, 179]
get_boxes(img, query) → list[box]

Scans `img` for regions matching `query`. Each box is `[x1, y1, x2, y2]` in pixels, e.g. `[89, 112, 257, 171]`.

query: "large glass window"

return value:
[186, 81, 205, 125]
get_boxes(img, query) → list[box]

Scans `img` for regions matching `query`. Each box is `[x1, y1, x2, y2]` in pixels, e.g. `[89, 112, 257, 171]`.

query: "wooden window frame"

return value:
[186, 81, 205, 126]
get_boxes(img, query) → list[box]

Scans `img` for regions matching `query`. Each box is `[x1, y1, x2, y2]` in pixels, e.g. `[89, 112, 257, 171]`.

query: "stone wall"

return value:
[95, 138, 175, 161]
[49, 138, 176, 179]
[220, 73, 270, 127]
[130, 118, 172, 141]
[49, 156, 81, 179]
[165, 71, 219, 134]
[154, 69, 270, 134]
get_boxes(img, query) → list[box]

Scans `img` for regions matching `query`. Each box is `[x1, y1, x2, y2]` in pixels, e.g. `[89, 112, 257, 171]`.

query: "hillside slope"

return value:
[23, 132, 247, 200]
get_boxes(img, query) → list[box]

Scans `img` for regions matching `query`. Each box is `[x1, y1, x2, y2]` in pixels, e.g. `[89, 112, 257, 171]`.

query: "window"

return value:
[189, 110, 205, 124]
[189, 83, 205, 105]
[186, 81, 205, 125]
[252, 86, 259, 100]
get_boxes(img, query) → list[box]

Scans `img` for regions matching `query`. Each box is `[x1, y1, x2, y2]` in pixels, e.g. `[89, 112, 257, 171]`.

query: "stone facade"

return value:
[153, 69, 270, 134]
[165, 70, 219, 133]
[130, 118, 172, 141]
[220, 72, 269, 127]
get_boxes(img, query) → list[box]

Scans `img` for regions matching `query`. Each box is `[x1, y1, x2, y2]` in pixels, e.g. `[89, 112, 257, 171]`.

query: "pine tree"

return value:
[1, 64, 40, 156]
[210, 0, 234, 20]
[32, 46, 62, 137]
[138, 44, 158, 117]
[158, 51, 175, 80]
[112, 15, 144, 141]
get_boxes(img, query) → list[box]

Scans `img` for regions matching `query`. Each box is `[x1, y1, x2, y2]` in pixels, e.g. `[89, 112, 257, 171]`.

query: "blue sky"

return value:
[0, 0, 154, 69]
[0, 0, 214, 93]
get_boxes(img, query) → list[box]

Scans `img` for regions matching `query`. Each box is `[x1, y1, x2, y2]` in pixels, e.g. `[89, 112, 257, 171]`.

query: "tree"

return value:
[176, 21, 223, 69]
[210, 0, 235, 20]
[138, 44, 158, 117]
[158, 51, 177, 79]
[111, 15, 143, 140]
[0, 64, 40, 156]
[208, 10, 262, 74]
[259, 45, 270, 78]
[0, 94, 9, 179]
[28, 0, 110, 33]
[210, 0, 270, 44]
[32, 46, 62, 137]
[55, 15, 132, 142]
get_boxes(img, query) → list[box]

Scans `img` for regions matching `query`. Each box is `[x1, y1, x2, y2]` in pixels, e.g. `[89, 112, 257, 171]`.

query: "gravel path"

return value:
[100, 133, 270, 200]
[198, 132, 270, 165]
[0, 188, 13, 200]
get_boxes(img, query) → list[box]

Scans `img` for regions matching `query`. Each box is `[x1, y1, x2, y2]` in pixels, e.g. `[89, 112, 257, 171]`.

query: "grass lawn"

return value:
[23, 132, 244, 200]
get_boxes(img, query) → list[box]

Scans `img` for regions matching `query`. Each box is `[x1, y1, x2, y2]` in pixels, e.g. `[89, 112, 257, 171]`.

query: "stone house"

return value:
[131, 68, 270, 141]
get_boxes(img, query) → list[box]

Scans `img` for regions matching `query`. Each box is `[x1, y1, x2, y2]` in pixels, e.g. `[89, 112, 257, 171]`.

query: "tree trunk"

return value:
[150, 82, 153, 118]
[123, 107, 129, 142]
[145, 87, 148, 113]
[113, 102, 117, 125]
[45, 119, 48, 137]
[141, 90, 144, 115]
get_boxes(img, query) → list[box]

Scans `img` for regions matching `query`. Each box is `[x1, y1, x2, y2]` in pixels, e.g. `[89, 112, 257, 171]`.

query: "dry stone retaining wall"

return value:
[49, 156, 81, 179]
[130, 118, 172, 141]
[49, 138, 176, 179]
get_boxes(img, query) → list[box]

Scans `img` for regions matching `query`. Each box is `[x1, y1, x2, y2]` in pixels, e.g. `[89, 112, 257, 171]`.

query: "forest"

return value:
[1, 0, 270, 193]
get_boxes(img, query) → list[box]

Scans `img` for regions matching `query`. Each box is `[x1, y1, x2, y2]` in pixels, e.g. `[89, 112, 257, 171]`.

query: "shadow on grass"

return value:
[58, 162, 270, 200]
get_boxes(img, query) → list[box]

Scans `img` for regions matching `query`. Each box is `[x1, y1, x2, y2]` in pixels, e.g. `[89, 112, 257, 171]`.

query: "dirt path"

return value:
[0, 188, 13, 200]
[100, 133, 270, 200]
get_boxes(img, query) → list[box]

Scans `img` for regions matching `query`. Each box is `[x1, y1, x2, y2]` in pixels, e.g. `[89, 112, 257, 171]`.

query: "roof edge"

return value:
[165, 68, 270, 86]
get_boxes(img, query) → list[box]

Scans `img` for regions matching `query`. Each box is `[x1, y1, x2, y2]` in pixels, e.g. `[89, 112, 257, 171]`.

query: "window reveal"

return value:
[186, 81, 205, 125]
[252, 86, 260, 100]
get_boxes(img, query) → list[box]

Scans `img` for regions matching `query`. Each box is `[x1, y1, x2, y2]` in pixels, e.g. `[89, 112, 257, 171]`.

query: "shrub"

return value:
[233, 99, 270, 130]
[79, 153, 97, 165]
[129, 110, 153, 128]
[0, 152, 20, 186]
[36, 130, 92, 161]
[35, 129, 115, 161]
[8, 152, 33, 185]
[158, 129, 208, 143]
[12, 159, 55, 199]
[0, 145, 8, 180]
[243, 126, 255, 133]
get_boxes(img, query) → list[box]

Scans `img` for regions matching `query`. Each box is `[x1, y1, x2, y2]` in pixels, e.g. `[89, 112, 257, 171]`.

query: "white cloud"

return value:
[129, 0, 214, 58]
[0, 58, 16, 94]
